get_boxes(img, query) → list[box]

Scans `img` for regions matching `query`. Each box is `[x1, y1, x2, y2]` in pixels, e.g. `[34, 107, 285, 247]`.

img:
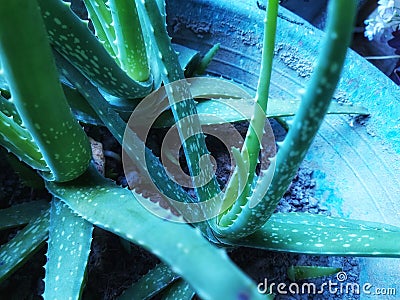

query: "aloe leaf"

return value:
[118, 263, 179, 300]
[61, 82, 103, 125]
[0, 94, 22, 125]
[0, 110, 48, 172]
[218, 0, 358, 238]
[0, 62, 8, 92]
[0, 0, 92, 182]
[144, 0, 222, 220]
[268, 212, 400, 232]
[52, 26, 220, 236]
[217, 0, 279, 227]
[227, 212, 400, 257]
[173, 44, 201, 77]
[45, 165, 268, 300]
[43, 198, 93, 300]
[135, 0, 163, 89]
[0, 201, 49, 231]
[193, 43, 221, 75]
[287, 266, 341, 282]
[36, 0, 152, 99]
[83, 0, 118, 59]
[161, 279, 195, 300]
[0, 211, 49, 282]
[108, 0, 150, 81]
[53, 52, 205, 222]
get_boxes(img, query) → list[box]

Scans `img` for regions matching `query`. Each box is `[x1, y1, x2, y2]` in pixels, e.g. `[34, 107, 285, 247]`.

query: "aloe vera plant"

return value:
[0, 0, 399, 299]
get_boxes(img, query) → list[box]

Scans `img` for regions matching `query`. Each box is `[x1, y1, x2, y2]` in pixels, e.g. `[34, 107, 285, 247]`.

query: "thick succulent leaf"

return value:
[161, 279, 195, 300]
[0, 109, 48, 172]
[226, 213, 400, 257]
[45, 165, 267, 300]
[0, 94, 22, 125]
[217, 0, 358, 238]
[119, 263, 179, 300]
[83, 0, 118, 59]
[0, 0, 91, 182]
[54, 42, 216, 237]
[144, 0, 221, 217]
[43, 198, 93, 300]
[193, 43, 221, 76]
[0, 201, 49, 231]
[135, 0, 163, 89]
[217, 0, 279, 229]
[267, 212, 400, 232]
[36, 0, 152, 99]
[108, 0, 150, 81]
[266, 98, 368, 117]
[287, 266, 341, 282]
[0, 211, 49, 282]
[61, 82, 102, 126]
[174, 43, 201, 76]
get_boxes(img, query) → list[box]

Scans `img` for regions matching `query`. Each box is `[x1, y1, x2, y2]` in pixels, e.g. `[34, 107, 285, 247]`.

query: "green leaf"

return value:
[0, 201, 49, 231]
[228, 212, 400, 257]
[217, 0, 279, 229]
[46, 165, 268, 300]
[43, 198, 93, 300]
[108, 0, 150, 81]
[193, 43, 220, 76]
[119, 263, 179, 300]
[0, 211, 49, 282]
[0, 0, 92, 182]
[36, 0, 152, 99]
[144, 0, 221, 217]
[83, 0, 118, 59]
[161, 279, 195, 300]
[217, 0, 358, 238]
[0, 109, 49, 172]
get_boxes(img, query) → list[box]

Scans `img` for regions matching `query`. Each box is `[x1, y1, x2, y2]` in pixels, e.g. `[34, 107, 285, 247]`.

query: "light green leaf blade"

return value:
[0, 211, 49, 282]
[36, 0, 152, 99]
[0, 201, 49, 231]
[227, 212, 400, 257]
[161, 278, 195, 300]
[43, 198, 93, 300]
[46, 165, 268, 300]
[119, 263, 179, 300]
[0, 0, 91, 181]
